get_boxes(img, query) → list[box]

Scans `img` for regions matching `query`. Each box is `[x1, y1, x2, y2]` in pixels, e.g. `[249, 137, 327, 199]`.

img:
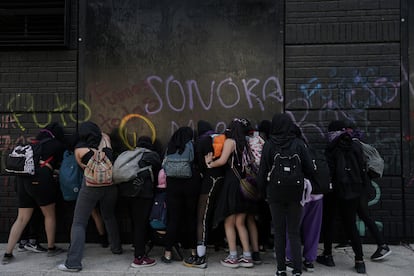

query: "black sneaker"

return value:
[371, 244, 392, 261]
[161, 255, 172, 264]
[2, 253, 14, 265]
[24, 243, 47, 253]
[184, 255, 207, 269]
[47, 246, 65, 257]
[316, 254, 335, 267]
[335, 242, 352, 250]
[99, 234, 109, 248]
[275, 270, 287, 276]
[252, 251, 262, 265]
[17, 241, 27, 252]
[303, 260, 314, 272]
[183, 255, 197, 267]
[355, 261, 366, 274]
[285, 259, 294, 271]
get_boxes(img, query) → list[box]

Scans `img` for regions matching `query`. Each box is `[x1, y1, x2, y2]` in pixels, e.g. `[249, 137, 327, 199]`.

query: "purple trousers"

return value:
[286, 198, 323, 262]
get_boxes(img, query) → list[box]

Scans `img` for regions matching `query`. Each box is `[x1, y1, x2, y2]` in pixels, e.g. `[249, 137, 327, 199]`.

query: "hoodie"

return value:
[256, 113, 314, 203]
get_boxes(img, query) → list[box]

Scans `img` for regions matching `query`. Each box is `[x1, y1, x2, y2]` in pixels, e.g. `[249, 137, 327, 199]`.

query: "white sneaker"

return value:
[57, 263, 81, 272]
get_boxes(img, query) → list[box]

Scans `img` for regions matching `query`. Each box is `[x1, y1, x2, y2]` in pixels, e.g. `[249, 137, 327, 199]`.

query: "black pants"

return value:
[321, 192, 337, 255]
[321, 193, 363, 260]
[357, 192, 384, 246]
[269, 201, 303, 274]
[165, 177, 200, 251]
[125, 197, 153, 258]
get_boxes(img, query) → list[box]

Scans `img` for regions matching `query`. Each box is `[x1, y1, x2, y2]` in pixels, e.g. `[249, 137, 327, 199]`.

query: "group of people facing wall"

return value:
[1, 114, 391, 275]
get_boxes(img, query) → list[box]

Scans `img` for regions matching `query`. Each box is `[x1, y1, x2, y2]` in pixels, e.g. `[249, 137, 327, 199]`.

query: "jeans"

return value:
[65, 184, 121, 269]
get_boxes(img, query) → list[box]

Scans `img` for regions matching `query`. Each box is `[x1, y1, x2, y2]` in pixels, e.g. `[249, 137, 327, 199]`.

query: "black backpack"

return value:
[333, 144, 364, 199]
[5, 138, 53, 176]
[308, 147, 332, 194]
[266, 140, 304, 202]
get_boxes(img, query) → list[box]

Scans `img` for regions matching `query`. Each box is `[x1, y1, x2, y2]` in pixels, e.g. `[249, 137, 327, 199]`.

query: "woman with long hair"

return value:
[205, 118, 255, 268]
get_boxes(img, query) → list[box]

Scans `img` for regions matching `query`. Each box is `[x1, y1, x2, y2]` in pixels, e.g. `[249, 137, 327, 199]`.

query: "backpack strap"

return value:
[40, 156, 54, 170]
[137, 165, 154, 182]
[34, 137, 55, 170]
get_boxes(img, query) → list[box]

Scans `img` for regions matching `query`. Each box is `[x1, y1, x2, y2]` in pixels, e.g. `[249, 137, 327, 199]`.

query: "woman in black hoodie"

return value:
[317, 120, 368, 274]
[2, 122, 66, 265]
[256, 113, 314, 276]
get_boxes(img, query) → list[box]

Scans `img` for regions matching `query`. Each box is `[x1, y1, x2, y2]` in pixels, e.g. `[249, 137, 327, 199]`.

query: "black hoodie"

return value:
[256, 114, 314, 203]
[325, 124, 368, 200]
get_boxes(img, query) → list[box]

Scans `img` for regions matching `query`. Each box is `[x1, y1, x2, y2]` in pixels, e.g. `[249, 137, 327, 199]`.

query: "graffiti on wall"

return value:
[6, 93, 92, 132]
[0, 67, 406, 238]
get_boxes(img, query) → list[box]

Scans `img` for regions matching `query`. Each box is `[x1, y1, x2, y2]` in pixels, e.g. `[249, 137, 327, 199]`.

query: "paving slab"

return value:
[0, 243, 413, 275]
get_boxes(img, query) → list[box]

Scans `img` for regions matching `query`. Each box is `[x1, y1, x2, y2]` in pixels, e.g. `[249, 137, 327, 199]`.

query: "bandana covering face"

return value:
[327, 130, 347, 142]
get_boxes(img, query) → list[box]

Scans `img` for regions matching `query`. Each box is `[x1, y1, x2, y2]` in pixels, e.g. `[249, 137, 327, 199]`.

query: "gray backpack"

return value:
[112, 147, 153, 184]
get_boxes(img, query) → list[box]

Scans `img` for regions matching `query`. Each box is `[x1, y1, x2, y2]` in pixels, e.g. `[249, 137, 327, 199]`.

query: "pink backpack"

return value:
[157, 168, 167, 188]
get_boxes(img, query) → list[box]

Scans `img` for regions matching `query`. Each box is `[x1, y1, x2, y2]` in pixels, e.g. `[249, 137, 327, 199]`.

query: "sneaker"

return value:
[183, 255, 207, 269]
[252, 251, 262, 265]
[99, 234, 109, 248]
[371, 244, 392, 261]
[47, 246, 65, 257]
[220, 255, 239, 268]
[316, 254, 335, 267]
[285, 259, 294, 271]
[24, 243, 47, 253]
[183, 255, 197, 267]
[238, 255, 254, 268]
[131, 256, 156, 268]
[335, 242, 352, 250]
[57, 263, 81, 272]
[275, 270, 287, 276]
[2, 253, 14, 265]
[161, 255, 172, 264]
[193, 255, 207, 269]
[303, 261, 314, 272]
[355, 261, 366, 274]
[111, 248, 123, 255]
[18, 242, 27, 252]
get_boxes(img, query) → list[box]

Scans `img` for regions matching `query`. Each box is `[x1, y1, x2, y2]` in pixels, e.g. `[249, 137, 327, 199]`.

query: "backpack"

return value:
[354, 139, 384, 179]
[210, 134, 226, 158]
[112, 147, 154, 184]
[5, 138, 53, 176]
[84, 137, 113, 187]
[266, 140, 304, 202]
[162, 141, 194, 178]
[59, 150, 83, 201]
[308, 147, 332, 194]
[333, 144, 364, 199]
[118, 169, 153, 198]
[245, 132, 265, 176]
[149, 190, 167, 230]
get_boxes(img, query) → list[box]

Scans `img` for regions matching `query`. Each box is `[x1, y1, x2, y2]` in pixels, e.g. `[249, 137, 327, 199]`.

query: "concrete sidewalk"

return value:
[1, 243, 413, 275]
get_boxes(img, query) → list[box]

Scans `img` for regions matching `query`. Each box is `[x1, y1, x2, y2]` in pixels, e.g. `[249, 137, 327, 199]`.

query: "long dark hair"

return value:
[166, 127, 194, 155]
[226, 118, 250, 157]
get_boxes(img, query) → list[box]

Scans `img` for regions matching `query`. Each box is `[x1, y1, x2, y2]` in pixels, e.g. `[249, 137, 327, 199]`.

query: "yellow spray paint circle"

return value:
[119, 114, 156, 150]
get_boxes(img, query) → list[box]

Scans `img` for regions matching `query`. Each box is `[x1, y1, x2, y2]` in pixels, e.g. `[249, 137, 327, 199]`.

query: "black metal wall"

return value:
[0, 0, 412, 244]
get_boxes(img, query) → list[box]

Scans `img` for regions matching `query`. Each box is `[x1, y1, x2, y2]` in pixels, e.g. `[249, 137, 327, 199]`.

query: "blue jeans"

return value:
[65, 183, 121, 269]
